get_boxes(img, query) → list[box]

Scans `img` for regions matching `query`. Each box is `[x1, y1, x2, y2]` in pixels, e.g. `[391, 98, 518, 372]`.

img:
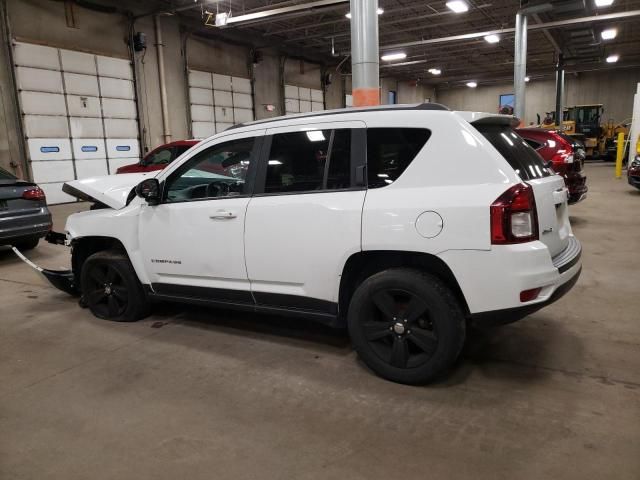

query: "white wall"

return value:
[437, 68, 640, 125]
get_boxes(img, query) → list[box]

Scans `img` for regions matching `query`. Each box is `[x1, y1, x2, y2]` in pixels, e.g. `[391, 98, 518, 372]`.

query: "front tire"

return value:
[80, 250, 150, 322]
[348, 268, 466, 385]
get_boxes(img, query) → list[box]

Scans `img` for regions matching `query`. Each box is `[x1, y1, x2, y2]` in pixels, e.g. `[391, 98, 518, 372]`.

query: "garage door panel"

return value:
[99, 77, 134, 100]
[101, 98, 136, 119]
[300, 100, 312, 113]
[69, 117, 104, 138]
[214, 106, 234, 123]
[284, 85, 299, 99]
[215, 122, 233, 133]
[212, 74, 232, 91]
[14, 42, 60, 70]
[16, 67, 63, 94]
[232, 93, 252, 109]
[40, 182, 76, 204]
[213, 90, 233, 108]
[96, 56, 132, 80]
[106, 139, 140, 158]
[285, 98, 299, 114]
[311, 89, 323, 102]
[20, 91, 66, 116]
[192, 122, 215, 139]
[189, 70, 212, 89]
[233, 108, 253, 124]
[299, 88, 312, 102]
[27, 138, 72, 160]
[64, 72, 100, 96]
[312, 101, 324, 112]
[75, 159, 109, 179]
[67, 95, 101, 117]
[60, 49, 96, 75]
[232, 77, 251, 94]
[104, 118, 137, 138]
[190, 87, 213, 106]
[191, 105, 214, 122]
[30, 160, 75, 183]
[72, 138, 106, 159]
[107, 158, 135, 174]
[23, 115, 69, 138]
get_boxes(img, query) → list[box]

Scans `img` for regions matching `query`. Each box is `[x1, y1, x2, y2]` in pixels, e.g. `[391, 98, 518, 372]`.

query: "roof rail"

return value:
[228, 102, 450, 130]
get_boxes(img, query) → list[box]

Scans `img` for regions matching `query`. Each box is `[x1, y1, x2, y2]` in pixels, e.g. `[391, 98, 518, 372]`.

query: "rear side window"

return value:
[524, 138, 542, 150]
[367, 128, 431, 188]
[265, 129, 351, 193]
[476, 125, 550, 180]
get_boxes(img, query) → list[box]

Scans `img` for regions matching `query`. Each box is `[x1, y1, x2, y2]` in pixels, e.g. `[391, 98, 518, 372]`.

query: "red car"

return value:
[116, 140, 200, 174]
[517, 128, 588, 204]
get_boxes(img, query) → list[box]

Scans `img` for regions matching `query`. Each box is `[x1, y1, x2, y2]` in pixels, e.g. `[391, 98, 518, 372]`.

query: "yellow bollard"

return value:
[615, 132, 625, 179]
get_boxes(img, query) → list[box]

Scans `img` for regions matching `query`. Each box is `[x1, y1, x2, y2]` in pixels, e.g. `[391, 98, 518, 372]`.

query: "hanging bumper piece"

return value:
[11, 246, 78, 296]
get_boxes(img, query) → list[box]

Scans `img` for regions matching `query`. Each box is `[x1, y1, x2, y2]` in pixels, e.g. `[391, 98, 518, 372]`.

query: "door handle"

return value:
[209, 210, 237, 220]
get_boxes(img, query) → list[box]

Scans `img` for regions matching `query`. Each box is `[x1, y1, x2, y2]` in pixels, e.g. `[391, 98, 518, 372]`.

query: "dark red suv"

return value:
[116, 140, 200, 174]
[517, 128, 588, 204]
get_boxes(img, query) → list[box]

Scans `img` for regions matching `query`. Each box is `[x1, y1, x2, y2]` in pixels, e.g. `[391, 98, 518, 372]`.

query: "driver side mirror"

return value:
[135, 178, 161, 205]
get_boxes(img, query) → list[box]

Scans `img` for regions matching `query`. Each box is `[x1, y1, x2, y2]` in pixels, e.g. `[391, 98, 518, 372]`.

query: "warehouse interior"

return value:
[0, 0, 639, 478]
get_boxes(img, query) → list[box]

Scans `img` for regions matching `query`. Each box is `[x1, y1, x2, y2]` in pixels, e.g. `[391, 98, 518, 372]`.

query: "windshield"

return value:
[475, 124, 551, 180]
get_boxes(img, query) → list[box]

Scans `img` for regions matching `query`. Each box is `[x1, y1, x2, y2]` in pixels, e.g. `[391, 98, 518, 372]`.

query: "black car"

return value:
[0, 166, 52, 250]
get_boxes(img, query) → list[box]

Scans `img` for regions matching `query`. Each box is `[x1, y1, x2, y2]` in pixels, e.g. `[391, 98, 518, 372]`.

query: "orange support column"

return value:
[353, 87, 380, 107]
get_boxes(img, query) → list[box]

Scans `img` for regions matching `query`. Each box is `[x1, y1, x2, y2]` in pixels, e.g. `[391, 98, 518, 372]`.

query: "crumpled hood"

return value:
[62, 172, 154, 209]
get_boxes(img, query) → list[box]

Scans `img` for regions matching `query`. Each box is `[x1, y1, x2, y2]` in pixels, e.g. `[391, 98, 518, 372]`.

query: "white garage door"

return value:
[284, 85, 324, 115]
[188, 70, 254, 139]
[13, 42, 140, 204]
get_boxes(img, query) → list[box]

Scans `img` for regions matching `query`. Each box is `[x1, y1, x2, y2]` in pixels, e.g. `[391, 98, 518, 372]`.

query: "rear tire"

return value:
[80, 250, 150, 322]
[348, 268, 466, 385]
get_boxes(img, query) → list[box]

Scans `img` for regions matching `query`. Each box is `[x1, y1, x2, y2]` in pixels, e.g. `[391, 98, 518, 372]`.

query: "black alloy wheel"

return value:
[348, 268, 466, 384]
[84, 263, 129, 318]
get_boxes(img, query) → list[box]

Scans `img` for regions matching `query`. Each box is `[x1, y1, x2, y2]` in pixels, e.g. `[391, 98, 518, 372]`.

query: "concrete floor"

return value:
[1, 163, 638, 479]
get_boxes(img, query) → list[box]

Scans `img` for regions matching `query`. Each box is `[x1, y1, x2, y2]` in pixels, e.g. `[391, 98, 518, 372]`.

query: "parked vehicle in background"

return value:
[0, 166, 52, 250]
[517, 127, 588, 204]
[116, 140, 199, 174]
[18, 105, 582, 385]
[628, 156, 640, 190]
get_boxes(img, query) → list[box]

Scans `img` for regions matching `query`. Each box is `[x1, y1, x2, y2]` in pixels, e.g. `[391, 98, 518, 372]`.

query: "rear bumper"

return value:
[439, 236, 582, 322]
[0, 208, 52, 244]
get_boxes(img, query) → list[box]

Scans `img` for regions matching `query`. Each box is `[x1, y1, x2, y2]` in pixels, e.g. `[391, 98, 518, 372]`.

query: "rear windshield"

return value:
[0, 166, 16, 180]
[475, 124, 550, 180]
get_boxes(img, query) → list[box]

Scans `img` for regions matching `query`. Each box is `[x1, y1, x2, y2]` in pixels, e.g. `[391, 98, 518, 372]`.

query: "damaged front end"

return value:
[11, 231, 78, 296]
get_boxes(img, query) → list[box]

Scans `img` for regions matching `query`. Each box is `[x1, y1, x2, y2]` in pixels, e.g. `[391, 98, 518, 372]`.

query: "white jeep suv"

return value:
[46, 104, 582, 384]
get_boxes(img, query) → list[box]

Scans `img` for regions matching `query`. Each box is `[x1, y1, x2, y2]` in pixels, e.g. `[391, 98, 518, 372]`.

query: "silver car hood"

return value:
[62, 172, 154, 210]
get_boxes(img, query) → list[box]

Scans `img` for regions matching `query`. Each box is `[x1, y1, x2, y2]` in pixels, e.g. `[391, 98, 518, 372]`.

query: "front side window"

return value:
[147, 148, 173, 166]
[264, 129, 351, 193]
[164, 137, 255, 202]
[367, 128, 431, 188]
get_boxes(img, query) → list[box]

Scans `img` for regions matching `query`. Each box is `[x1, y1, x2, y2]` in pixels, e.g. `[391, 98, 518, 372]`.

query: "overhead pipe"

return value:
[154, 15, 172, 143]
[513, 12, 527, 123]
[350, 0, 380, 106]
[555, 53, 565, 128]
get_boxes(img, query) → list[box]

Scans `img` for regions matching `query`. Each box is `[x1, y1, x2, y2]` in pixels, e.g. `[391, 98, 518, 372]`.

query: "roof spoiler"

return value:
[471, 115, 520, 128]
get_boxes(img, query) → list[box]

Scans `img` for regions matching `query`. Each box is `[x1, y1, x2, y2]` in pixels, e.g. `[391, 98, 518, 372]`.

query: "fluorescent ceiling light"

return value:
[381, 52, 407, 61]
[306, 131, 326, 142]
[525, 76, 530, 82]
[606, 54, 619, 63]
[466, 81, 477, 88]
[446, 1, 469, 13]
[215, 12, 229, 26]
[601, 28, 617, 40]
[484, 34, 500, 43]
[345, 8, 383, 19]
[268, 160, 283, 165]
[428, 68, 442, 75]
[595, 0, 614, 6]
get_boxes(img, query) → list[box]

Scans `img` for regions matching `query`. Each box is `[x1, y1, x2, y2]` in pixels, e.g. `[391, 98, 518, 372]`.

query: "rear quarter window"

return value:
[367, 128, 431, 188]
[476, 125, 550, 180]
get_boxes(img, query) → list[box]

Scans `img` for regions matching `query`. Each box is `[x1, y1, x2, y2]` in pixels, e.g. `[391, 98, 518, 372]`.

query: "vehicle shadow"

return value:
[569, 215, 588, 227]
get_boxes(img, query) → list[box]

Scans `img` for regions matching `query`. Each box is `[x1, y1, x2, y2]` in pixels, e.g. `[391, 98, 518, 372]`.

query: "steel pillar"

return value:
[350, 0, 380, 106]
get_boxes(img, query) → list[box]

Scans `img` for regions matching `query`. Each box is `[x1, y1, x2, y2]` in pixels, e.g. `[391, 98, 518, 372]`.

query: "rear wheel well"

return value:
[71, 237, 127, 288]
[338, 251, 469, 322]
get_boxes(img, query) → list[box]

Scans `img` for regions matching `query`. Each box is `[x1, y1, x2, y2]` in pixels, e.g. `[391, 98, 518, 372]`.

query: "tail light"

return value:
[549, 132, 574, 164]
[490, 183, 538, 244]
[22, 186, 46, 201]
